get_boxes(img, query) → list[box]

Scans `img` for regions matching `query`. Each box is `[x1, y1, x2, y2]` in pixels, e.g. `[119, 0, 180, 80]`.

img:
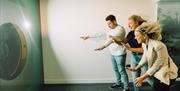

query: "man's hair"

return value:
[105, 15, 116, 21]
[128, 15, 146, 25]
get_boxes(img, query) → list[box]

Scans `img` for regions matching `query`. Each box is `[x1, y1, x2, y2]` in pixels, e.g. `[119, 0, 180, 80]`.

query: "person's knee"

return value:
[119, 69, 127, 75]
[113, 68, 119, 72]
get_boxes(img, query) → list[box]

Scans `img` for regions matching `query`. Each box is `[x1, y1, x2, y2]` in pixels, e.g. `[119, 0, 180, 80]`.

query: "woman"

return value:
[128, 22, 178, 91]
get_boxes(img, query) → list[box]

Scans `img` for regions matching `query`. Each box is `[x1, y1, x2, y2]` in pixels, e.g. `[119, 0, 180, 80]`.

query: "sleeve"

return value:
[89, 31, 106, 38]
[103, 38, 114, 47]
[146, 43, 165, 76]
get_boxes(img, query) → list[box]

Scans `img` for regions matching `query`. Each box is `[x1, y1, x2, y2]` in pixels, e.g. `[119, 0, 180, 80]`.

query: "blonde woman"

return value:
[127, 22, 178, 91]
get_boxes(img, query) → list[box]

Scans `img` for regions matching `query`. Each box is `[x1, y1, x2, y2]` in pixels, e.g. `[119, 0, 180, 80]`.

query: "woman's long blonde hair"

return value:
[135, 22, 162, 41]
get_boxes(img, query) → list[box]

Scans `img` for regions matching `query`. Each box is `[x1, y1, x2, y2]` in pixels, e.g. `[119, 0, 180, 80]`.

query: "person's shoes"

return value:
[109, 84, 122, 89]
[123, 89, 130, 91]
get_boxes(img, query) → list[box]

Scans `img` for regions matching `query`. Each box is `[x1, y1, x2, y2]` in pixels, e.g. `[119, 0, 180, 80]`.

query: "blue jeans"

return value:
[131, 53, 153, 91]
[111, 54, 129, 89]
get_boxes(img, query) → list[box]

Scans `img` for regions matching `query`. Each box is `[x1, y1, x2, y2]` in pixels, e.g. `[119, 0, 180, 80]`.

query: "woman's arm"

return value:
[110, 36, 143, 53]
[135, 72, 149, 87]
[121, 42, 143, 53]
[126, 63, 143, 72]
[109, 35, 128, 45]
[129, 48, 143, 53]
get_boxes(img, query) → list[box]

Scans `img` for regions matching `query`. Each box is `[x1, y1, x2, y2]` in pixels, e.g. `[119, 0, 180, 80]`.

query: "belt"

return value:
[132, 52, 143, 55]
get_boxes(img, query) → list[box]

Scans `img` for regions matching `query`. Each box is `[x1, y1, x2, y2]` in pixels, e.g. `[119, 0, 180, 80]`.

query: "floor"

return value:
[41, 81, 180, 91]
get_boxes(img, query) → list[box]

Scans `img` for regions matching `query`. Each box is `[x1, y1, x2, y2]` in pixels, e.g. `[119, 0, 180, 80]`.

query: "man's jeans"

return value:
[111, 54, 129, 90]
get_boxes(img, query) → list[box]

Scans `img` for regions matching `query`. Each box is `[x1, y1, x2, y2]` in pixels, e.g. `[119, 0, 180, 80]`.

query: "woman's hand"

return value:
[126, 67, 137, 72]
[135, 77, 143, 87]
[121, 42, 131, 50]
[135, 72, 149, 87]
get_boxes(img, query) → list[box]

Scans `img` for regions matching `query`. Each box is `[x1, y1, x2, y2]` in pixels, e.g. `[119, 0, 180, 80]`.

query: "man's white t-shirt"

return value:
[106, 25, 126, 56]
[90, 25, 126, 56]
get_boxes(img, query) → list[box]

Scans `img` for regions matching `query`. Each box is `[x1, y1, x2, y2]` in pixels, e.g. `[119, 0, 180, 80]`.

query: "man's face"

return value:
[106, 20, 116, 29]
[128, 19, 139, 30]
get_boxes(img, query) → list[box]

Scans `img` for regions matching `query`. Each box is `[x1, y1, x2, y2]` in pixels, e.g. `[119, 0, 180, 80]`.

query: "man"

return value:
[80, 15, 130, 91]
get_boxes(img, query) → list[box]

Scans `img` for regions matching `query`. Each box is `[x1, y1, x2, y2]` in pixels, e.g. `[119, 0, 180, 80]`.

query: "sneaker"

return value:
[109, 84, 122, 89]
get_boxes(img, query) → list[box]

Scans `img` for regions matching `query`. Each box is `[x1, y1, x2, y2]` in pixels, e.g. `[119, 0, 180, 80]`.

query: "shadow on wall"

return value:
[42, 33, 69, 84]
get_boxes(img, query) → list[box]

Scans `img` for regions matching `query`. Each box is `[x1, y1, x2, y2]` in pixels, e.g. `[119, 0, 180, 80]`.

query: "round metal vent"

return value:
[0, 23, 27, 80]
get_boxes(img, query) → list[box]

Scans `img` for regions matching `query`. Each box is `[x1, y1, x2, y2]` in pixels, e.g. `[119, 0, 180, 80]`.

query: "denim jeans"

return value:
[131, 53, 153, 91]
[111, 54, 129, 89]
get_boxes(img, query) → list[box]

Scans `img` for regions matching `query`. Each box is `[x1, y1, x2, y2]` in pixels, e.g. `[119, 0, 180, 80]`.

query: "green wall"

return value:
[158, 0, 180, 76]
[0, 0, 43, 91]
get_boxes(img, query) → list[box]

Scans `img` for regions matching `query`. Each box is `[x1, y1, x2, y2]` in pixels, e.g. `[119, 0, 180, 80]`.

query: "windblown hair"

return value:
[135, 22, 162, 41]
[128, 15, 147, 25]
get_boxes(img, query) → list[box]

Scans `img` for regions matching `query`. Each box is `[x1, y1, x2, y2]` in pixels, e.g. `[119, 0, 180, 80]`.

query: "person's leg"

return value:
[152, 77, 170, 91]
[141, 63, 154, 86]
[138, 54, 153, 87]
[115, 54, 129, 90]
[170, 79, 176, 85]
[111, 55, 121, 85]
[131, 54, 141, 91]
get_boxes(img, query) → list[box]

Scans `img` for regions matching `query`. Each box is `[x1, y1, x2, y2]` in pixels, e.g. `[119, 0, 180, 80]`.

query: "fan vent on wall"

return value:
[0, 23, 27, 80]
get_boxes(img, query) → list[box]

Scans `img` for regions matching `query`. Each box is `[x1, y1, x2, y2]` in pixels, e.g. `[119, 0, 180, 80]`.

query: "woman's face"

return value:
[128, 19, 139, 30]
[135, 31, 145, 44]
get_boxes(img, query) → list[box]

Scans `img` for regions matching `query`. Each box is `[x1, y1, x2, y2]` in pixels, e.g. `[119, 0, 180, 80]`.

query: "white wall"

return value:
[42, 0, 157, 84]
